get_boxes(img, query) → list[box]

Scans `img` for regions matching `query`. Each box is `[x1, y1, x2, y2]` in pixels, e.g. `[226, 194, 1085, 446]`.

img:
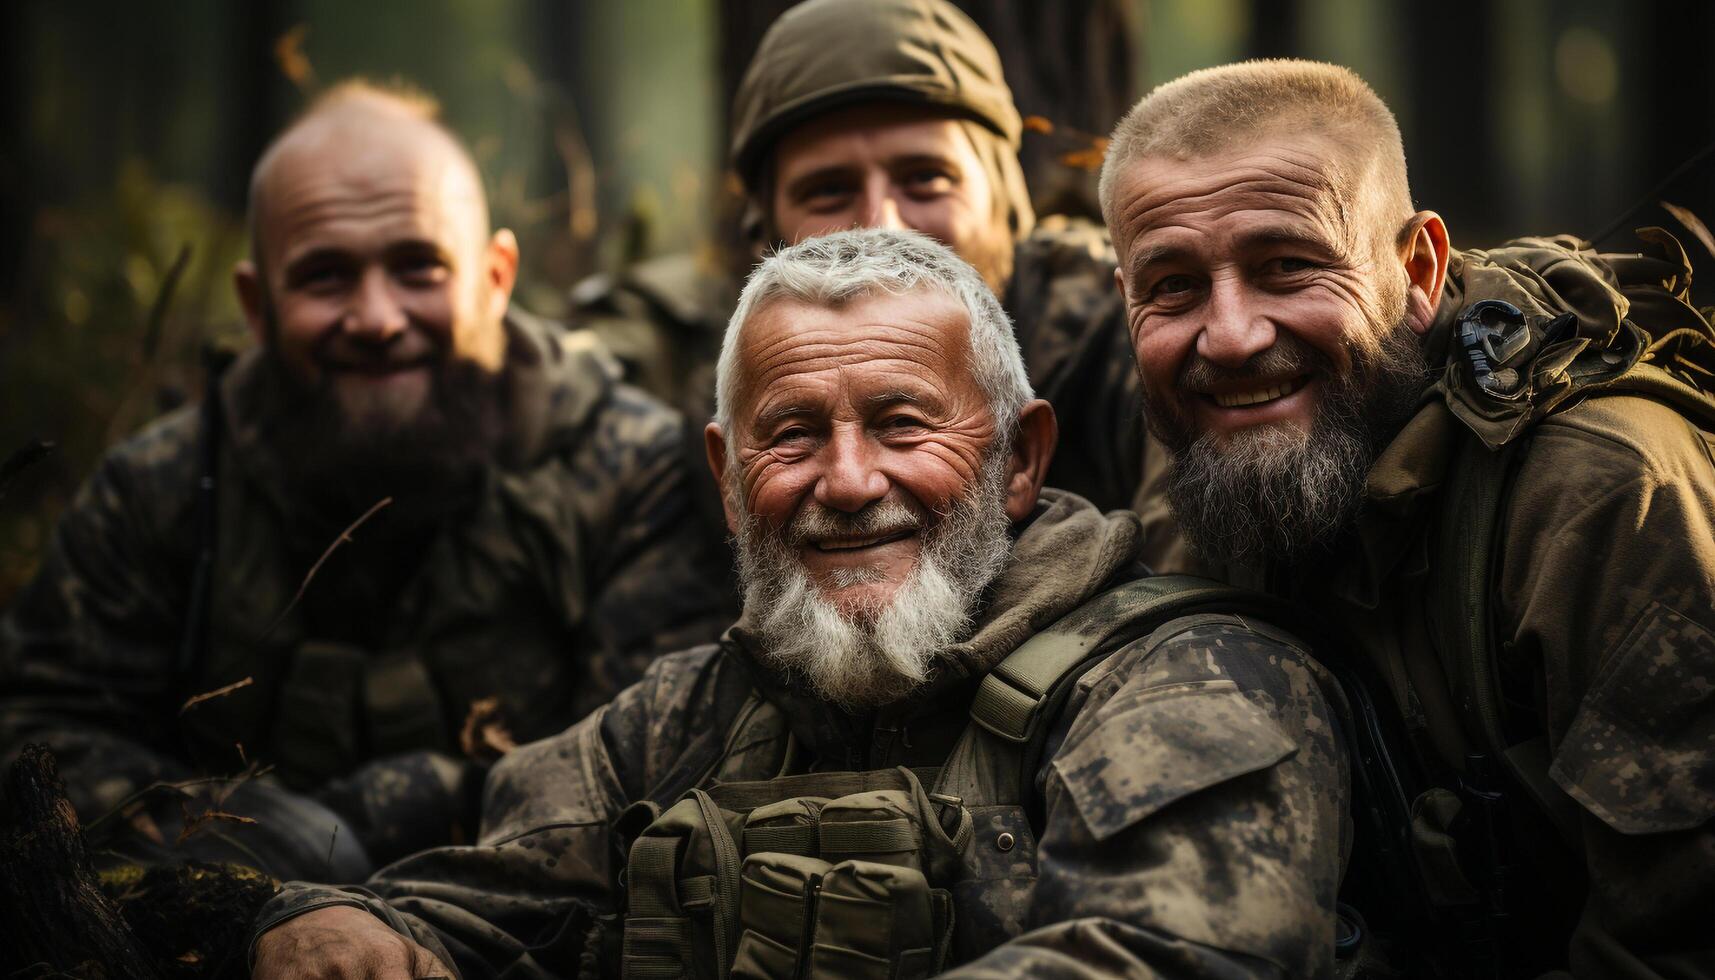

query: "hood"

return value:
[728, 488, 1144, 763]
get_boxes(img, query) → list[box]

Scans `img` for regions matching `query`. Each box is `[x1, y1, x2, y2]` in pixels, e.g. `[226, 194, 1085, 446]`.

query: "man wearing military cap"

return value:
[575, 0, 1185, 572]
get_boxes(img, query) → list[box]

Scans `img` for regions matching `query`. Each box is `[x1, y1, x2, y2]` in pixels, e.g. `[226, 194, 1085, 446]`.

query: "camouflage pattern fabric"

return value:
[570, 217, 1194, 574]
[1215, 240, 1715, 978]
[252, 490, 1350, 977]
[0, 309, 737, 879]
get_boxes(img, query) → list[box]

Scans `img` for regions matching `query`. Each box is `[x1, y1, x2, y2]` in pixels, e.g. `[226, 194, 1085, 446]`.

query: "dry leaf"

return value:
[460, 696, 519, 764]
[1022, 115, 1055, 135]
[1662, 200, 1715, 260]
[274, 24, 316, 89]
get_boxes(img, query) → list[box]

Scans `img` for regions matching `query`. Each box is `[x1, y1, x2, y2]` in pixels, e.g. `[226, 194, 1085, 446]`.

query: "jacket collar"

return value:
[724, 488, 1144, 767]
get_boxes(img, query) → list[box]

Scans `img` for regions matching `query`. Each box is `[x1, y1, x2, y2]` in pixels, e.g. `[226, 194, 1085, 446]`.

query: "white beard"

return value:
[734, 452, 1014, 709]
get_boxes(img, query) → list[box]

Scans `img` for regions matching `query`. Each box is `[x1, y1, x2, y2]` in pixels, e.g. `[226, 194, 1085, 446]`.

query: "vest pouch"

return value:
[742, 796, 829, 857]
[814, 790, 923, 872]
[623, 790, 745, 980]
[806, 859, 946, 980]
[731, 852, 833, 980]
[362, 647, 449, 757]
[269, 640, 364, 787]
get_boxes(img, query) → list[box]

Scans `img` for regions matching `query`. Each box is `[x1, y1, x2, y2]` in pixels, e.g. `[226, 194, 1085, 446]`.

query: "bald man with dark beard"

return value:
[0, 81, 734, 881]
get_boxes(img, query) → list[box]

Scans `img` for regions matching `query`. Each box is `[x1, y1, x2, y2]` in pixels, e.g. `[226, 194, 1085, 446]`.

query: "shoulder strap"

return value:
[1437, 431, 1589, 853]
[968, 574, 1291, 744]
[946, 575, 1299, 815]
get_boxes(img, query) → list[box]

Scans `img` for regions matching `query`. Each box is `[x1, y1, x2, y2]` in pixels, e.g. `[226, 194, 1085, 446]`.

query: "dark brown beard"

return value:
[1145, 320, 1430, 565]
[260, 346, 504, 525]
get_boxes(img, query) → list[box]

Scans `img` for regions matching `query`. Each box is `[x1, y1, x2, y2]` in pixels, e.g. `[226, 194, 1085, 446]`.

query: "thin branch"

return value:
[178, 676, 254, 715]
[140, 244, 193, 361]
[257, 496, 392, 646]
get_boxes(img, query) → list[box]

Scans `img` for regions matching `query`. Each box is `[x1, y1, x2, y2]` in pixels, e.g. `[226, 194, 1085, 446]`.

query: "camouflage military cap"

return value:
[730, 0, 1024, 188]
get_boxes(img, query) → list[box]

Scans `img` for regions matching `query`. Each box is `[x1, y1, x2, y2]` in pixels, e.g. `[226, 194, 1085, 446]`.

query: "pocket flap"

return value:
[1549, 602, 1715, 835]
[1051, 680, 1297, 842]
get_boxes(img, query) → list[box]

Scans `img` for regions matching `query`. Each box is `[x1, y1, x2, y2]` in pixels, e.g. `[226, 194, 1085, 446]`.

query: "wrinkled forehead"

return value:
[731, 289, 976, 420]
[1111, 132, 1369, 258]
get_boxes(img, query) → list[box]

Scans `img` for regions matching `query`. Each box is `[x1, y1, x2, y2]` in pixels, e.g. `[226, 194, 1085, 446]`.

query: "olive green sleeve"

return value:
[944, 618, 1351, 979]
[1498, 401, 1715, 978]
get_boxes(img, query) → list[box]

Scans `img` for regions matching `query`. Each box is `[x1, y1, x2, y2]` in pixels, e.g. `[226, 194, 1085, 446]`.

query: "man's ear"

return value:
[705, 421, 741, 535]
[1399, 211, 1450, 335]
[1003, 399, 1058, 523]
[234, 260, 267, 345]
[484, 228, 521, 321]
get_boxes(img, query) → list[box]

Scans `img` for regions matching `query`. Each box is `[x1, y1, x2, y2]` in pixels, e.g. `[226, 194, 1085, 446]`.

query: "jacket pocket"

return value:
[1549, 601, 1715, 834]
[1050, 679, 1297, 842]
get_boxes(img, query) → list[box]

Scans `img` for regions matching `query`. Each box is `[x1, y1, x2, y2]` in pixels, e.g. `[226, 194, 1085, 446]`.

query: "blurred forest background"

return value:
[2, 0, 1712, 606]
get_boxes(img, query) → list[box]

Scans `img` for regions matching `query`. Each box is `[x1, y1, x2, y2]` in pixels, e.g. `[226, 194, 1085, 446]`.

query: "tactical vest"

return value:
[615, 575, 1303, 980]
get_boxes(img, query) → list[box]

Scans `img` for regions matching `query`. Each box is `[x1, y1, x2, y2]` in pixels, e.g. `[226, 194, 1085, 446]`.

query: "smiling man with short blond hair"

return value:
[1104, 59, 1715, 977]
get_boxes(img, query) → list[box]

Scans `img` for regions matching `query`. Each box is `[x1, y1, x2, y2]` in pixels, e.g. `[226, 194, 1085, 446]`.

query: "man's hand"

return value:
[252, 904, 453, 979]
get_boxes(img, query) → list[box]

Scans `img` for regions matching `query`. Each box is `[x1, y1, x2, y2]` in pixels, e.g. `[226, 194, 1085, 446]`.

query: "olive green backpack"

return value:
[1421, 229, 1715, 972]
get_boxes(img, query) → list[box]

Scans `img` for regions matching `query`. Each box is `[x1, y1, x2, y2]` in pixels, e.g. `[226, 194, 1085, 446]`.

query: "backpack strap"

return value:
[968, 575, 1281, 745]
[946, 574, 1300, 815]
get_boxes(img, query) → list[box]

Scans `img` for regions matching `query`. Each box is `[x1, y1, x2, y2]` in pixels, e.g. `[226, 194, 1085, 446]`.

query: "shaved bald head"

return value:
[231, 76, 520, 505]
[247, 81, 489, 271]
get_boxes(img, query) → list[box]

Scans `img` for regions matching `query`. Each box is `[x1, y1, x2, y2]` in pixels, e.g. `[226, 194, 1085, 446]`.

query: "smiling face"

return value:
[1111, 131, 1409, 445]
[716, 288, 1003, 614]
[236, 102, 517, 438]
[768, 103, 1015, 292]
[1108, 129, 1447, 562]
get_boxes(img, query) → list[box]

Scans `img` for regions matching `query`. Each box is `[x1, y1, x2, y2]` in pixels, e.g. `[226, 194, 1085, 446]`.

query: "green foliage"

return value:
[0, 162, 247, 607]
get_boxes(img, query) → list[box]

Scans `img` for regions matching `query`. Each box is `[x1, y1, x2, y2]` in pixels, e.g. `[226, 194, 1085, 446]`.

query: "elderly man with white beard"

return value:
[249, 229, 1352, 980]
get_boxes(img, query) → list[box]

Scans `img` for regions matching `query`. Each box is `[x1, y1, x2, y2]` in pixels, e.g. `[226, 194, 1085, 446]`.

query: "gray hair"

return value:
[713, 228, 1033, 446]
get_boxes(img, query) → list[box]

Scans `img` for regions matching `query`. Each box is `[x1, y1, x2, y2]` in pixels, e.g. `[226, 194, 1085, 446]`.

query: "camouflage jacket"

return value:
[0, 310, 736, 870]
[571, 218, 1191, 574]
[1223, 239, 1715, 978]
[253, 490, 1351, 978]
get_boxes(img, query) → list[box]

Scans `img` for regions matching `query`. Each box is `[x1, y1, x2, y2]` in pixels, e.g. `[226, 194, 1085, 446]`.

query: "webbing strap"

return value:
[969, 575, 1273, 743]
[970, 634, 1093, 744]
[741, 824, 816, 856]
[627, 837, 682, 917]
[709, 767, 939, 811]
[818, 818, 920, 855]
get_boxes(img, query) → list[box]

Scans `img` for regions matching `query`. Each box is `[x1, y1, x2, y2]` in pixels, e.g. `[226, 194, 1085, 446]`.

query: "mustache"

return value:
[314, 327, 443, 371]
[783, 497, 924, 546]
[1177, 333, 1330, 393]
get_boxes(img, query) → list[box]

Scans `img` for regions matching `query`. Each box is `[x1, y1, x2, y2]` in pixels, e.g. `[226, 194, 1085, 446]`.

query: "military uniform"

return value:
[252, 489, 1350, 977]
[1218, 239, 1715, 977]
[0, 310, 736, 877]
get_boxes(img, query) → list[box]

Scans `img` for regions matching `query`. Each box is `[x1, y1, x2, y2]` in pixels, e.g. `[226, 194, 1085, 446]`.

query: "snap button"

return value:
[995, 832, 1016, 852]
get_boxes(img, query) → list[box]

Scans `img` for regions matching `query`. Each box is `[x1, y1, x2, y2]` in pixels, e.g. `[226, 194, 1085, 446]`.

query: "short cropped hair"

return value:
[1099, 60, 1414, 245]
[713, 228, 1033, 445]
